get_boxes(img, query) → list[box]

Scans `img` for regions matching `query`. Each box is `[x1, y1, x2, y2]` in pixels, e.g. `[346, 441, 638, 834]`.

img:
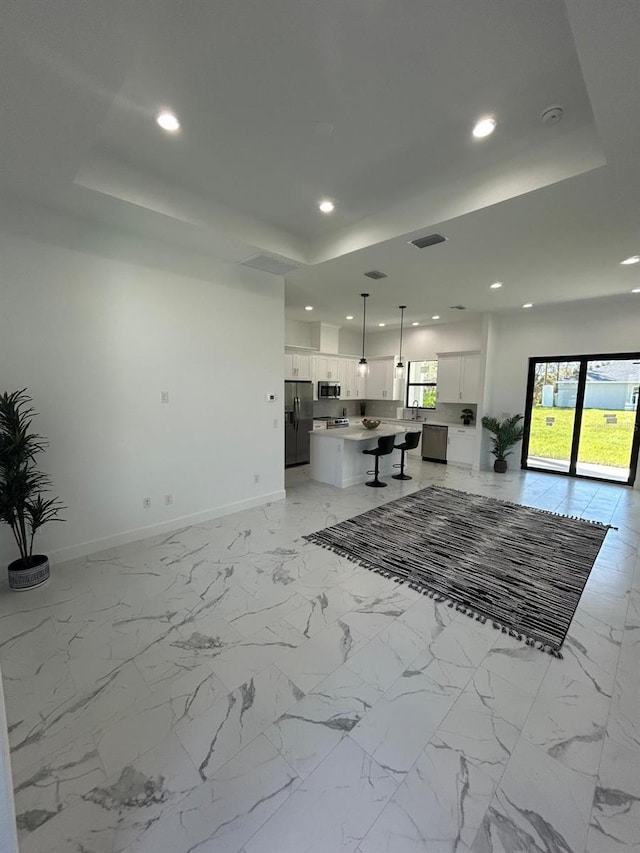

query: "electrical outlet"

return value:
[161, 391, 169, 404]
[254, 473, 260, 484]
[164, 494, 173, 506]
[143, 497, 151, 509]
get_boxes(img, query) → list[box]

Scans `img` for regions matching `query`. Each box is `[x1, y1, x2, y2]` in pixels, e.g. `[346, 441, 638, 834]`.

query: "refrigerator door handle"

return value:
[294, 396, 300, 430]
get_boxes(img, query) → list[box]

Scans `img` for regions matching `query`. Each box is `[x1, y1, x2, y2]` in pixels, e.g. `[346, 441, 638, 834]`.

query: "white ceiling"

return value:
[1, 1, 639, 325]
[286, 166, 640, 328]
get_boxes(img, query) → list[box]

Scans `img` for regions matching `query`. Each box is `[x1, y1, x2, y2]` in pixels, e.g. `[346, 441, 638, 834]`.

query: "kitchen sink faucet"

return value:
[412, 400, 420, 420]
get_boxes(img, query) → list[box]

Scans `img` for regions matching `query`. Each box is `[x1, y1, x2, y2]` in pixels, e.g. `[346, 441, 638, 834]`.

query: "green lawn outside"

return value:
[528, 407, 636, 468]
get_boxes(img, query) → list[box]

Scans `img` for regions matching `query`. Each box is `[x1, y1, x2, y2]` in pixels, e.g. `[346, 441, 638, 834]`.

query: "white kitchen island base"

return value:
[310, 425, 409, 488]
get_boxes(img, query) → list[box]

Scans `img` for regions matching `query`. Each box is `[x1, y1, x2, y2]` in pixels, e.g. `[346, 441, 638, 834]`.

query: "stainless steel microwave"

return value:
[318, 381, 341, 399]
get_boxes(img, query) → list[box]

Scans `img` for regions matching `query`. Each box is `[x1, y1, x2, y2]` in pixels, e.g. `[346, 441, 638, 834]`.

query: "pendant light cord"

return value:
[398, 305, 405, 362]
[360, 293, 369, 361]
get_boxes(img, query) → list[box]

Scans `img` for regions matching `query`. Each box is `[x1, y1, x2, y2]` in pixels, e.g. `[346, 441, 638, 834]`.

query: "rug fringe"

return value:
[304, 534, 565, 659]
[303, 538, 410, 584]
[407, 579, 564, 658]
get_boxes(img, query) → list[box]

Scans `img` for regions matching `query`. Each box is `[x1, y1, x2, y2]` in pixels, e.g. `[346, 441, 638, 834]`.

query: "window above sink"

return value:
[406, 360, 438, 409]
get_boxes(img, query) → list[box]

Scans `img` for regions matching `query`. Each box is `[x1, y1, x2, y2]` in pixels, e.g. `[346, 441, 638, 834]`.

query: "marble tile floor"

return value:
[2, 459, 640, 853]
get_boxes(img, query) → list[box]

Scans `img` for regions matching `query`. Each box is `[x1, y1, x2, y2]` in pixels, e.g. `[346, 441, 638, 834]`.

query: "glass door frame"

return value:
[521, 351, 640, 486]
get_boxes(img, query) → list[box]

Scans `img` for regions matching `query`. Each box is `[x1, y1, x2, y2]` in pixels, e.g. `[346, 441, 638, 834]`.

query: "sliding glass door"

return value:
[522, 353, 640, 485]
[526, 360, 581, 474]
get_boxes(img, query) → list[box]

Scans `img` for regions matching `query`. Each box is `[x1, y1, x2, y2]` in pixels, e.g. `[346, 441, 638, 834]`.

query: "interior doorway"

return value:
[521, 353, 640, 485]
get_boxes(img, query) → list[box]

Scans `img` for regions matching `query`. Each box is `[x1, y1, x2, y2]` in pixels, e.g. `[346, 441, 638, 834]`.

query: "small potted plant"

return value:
[481, 413, 525, 473]
[0, 389, 65, 590]
[460, 408, 474, 426]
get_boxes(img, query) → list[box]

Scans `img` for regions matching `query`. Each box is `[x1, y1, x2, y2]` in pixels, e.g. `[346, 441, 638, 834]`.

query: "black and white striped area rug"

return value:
[304, 485, 612, 657]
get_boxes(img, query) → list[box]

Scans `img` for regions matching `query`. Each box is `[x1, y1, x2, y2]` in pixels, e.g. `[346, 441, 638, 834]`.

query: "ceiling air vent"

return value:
[409, 233, 447, 249]
[241, 253, 300, 276]
[449, 305, 466, 311]
[364, 270, 388, 280]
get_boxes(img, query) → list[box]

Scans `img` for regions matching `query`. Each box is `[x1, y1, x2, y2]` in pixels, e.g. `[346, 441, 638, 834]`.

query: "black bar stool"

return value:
[362, 434, 397, 487]
[392, 431, 421, 480]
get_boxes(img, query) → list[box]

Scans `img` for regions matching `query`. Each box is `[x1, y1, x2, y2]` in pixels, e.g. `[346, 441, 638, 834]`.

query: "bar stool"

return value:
[362, 434, 397, 487]
[392, 431, 421, 480]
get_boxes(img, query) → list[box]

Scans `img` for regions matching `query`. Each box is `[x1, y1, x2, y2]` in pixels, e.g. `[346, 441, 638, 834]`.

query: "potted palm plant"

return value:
[0, 389, 64, 590]
[481, 413, 525, 473]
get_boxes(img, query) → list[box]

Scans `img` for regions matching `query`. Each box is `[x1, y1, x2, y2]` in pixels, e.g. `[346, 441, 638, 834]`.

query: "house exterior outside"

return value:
[553, 361, 640, 410]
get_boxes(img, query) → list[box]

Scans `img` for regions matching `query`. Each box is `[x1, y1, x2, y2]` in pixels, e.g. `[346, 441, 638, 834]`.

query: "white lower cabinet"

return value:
[447, 427, 476, 466]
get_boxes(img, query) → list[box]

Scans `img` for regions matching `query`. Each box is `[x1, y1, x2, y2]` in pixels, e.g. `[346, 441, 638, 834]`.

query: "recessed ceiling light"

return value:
[522, 303, 533, 308]
[621, 255, 640, 265]
[632, 288, 640, 293]
[318, 199, 335, 214]
[345, 315, 354, 320]
[432, 315, 440, 320]
[156, 111, 180, 132]
[412, 322, 419, 326]
[378, 323, 386, 327]
[490, 281, 503, 289]
[305, 305, 314, 311]
[472, 116, 496, 139]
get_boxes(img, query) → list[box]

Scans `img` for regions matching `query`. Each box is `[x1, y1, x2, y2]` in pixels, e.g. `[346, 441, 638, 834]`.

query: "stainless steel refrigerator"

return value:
[285, 381, 313, 467]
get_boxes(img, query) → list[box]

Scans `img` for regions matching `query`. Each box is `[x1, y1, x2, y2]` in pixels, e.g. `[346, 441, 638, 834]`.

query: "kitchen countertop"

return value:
[310, 424, 408, 441]
[375, 417, 478, 430]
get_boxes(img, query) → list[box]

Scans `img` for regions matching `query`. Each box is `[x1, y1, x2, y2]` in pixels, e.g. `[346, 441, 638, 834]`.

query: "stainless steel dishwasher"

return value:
[422, 424, 448, 463]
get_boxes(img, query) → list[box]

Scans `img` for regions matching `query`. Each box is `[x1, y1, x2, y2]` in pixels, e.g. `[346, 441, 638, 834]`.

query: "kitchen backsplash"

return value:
[420, 402, 478, 424]
[366, 401, 478, 424]
[313, 399, 478, 424]
[313, 400, 363, 418]
[358, 399, 402, 418]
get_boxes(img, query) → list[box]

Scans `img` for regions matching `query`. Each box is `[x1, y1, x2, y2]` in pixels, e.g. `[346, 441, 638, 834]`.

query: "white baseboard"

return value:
[49, 490, 287, 564]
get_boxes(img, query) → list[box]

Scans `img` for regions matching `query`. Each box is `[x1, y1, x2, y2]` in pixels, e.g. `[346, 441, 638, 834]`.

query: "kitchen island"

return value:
[310, 424, 409, 488]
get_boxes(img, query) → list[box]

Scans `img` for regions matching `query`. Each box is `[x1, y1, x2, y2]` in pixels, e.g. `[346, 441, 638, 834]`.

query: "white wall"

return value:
[284, 320, 361, 356]
[338, 327, 362, 356]
[0, 230, 285, 565]
[487, 299, 640, 486]
[284, 318, 313, 348]
[364, 319, 483, 359]
[488, 299, 640, 415]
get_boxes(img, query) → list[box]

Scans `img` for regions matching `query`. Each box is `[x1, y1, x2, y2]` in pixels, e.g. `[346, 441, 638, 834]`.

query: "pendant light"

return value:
[396, 305, 406, 379]
[358, 292, 369, 376]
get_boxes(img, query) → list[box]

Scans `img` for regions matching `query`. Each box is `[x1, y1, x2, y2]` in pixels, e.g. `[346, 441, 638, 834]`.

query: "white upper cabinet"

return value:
[436, 353, 481, 403]
[338, 358, 354, 398]
[365, 360, 386, 400]
[460, 353, 480, 402]
[434, 357, 461, 403]
[314, 355, 340, 381]
[284, 352, 294, 380]
[337, 358, 365, 398]
[366, 358, 401, 400]
[285, 350, 312, 381]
